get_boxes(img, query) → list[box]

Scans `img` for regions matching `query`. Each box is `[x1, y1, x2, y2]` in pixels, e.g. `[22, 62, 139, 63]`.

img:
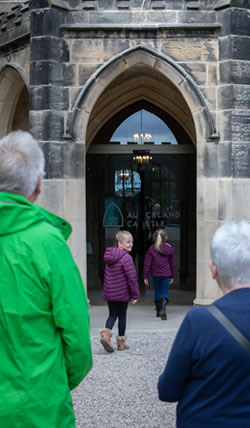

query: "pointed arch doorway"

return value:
[86, 101, 196, 305]
[0, 65, 29, 137]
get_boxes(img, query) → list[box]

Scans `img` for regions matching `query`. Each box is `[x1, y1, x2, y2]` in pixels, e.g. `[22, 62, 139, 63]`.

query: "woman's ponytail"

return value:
[154, 232, 162, 251]
[152, 228, 168, 251]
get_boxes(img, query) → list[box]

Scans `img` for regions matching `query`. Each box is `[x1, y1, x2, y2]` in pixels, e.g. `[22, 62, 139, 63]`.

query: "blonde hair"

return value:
[152, 228, 168, 251]
[115, 230, 132, 245]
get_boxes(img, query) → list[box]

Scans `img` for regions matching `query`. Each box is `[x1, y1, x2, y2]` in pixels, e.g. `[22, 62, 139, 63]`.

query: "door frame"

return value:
[86, 145, 196, 303]
[87, 144, 195, 155]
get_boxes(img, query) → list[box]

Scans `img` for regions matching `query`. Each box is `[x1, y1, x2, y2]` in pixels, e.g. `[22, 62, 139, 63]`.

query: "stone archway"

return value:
[69, 45, 217, 146]
[0, 64, 29, 138]
[69, 46, 218, 304]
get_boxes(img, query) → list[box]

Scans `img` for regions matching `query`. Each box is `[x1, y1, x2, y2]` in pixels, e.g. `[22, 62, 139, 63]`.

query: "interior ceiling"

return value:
[86, 63, 195, 149]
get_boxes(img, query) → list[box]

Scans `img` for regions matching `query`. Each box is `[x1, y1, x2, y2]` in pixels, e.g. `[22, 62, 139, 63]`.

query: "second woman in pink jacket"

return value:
[143, 228, 176, 320]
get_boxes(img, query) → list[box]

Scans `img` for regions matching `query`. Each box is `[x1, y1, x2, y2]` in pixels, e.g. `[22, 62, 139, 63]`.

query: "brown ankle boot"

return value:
[116, 336, 129, 351]
[100, 328, 115, 353]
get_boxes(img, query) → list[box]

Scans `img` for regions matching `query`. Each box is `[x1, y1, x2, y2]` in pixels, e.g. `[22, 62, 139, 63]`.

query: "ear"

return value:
[28, 174, 42, 203]
[209, 260, 218, 279]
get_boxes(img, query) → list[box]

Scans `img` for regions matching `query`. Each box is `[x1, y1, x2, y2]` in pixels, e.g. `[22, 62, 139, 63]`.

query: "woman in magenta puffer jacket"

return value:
[100, 230, 140, 353]
[143, 228, 176, 320]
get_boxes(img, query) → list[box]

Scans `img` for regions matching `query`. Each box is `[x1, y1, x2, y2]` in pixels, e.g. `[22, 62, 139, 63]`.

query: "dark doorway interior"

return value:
[86, 153, 196, 304]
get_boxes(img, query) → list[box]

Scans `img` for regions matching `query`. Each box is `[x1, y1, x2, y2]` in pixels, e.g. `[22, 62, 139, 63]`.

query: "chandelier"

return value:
[133, 150, 152, 165]
[119, 170, 130, 180]
[133, 109, 152, 144]
[133, 132, 152, 144]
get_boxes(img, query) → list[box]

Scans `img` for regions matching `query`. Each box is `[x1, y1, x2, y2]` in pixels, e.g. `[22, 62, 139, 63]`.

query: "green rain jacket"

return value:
[0, 192, 92, 428]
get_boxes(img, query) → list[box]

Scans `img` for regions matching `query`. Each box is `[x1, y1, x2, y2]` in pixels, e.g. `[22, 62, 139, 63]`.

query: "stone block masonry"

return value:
[0, 0, 249, 305]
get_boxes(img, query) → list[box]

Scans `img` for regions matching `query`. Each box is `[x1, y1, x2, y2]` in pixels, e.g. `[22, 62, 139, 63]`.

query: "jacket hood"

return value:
[157, 244, 167, 254]
[104, 247, 127, 265]
[0, 192, 71, 240]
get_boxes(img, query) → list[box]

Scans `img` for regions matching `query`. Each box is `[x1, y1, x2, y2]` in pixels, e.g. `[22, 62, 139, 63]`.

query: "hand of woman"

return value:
[144, 279, 148, 285]
[169, 278, 174, 285]
[131, 299, 137, 304]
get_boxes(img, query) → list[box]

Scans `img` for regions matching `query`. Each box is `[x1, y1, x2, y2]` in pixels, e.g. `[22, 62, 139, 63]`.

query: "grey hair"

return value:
[210, 219, 250, 288]
[0, 130, 45, 198]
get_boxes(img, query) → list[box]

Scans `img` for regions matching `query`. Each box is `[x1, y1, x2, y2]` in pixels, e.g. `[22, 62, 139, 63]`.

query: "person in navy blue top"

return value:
[158, 219, 250, 428]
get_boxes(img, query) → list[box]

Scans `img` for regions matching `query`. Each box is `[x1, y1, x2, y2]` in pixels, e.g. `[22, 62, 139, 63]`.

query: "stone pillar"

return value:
[29, 0, 87, 288]
[194, 3, 250, 305]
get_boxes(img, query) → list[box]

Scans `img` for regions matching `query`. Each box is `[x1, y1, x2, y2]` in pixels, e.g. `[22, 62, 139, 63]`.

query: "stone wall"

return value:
[0, 0, 249, 302]
[195, 3, 250, 304]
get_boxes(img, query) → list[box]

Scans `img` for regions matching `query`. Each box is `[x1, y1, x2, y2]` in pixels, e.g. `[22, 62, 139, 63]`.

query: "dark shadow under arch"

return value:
[86, 96, 197, 302]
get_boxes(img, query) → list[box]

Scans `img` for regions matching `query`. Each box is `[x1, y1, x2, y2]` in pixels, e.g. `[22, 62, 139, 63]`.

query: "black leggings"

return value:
[105, 301, 128, 336]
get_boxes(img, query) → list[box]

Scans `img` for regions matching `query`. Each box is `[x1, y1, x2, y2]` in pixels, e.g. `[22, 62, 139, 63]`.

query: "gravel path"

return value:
[72, 329, 177, 428]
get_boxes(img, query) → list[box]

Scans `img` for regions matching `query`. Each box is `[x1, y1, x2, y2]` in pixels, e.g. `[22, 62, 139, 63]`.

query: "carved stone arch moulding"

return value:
[0, 63, 29, 88]
[68, 45, 218, 145]
[0, 63, 29, 137]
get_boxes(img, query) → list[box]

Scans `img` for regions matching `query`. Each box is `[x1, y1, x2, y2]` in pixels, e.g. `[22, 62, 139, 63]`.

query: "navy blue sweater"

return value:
[158, 288, 250, 428]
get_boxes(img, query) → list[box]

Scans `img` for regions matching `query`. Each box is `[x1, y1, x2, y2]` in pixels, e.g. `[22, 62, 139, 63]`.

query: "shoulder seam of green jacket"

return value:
[0, 191, 72, 240]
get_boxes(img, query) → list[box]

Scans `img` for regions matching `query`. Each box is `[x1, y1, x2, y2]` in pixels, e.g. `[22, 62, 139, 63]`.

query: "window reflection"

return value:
[115, 169, 141, 197]
[110, 109, 178, 145]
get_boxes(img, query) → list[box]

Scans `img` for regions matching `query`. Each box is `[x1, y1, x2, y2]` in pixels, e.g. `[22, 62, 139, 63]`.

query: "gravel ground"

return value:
[72, 329, 177, 428]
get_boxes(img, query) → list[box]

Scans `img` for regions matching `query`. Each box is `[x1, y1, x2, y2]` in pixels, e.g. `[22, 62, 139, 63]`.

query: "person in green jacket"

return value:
[0, 130, 93, 428]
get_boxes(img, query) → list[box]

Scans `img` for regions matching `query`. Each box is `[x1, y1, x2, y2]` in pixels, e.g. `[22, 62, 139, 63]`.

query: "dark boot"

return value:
[160, 297, 168, 320]
[154, 300, 161, 317]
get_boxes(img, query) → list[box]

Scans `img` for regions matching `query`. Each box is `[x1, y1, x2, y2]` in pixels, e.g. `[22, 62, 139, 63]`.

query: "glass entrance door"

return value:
[86, 152, 196, 303]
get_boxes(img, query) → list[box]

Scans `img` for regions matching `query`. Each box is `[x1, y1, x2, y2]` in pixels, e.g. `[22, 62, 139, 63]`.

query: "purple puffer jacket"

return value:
[143, 243, 176, 279]
[103, 247, 140, 302]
